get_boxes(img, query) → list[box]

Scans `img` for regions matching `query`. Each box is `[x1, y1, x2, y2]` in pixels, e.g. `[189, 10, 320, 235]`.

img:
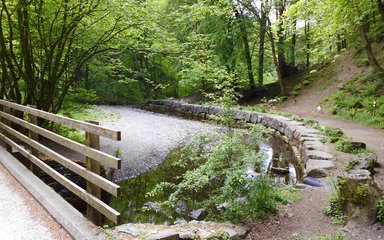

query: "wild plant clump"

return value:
[147, 125, 288, 222]
[326, 72, 384, 129]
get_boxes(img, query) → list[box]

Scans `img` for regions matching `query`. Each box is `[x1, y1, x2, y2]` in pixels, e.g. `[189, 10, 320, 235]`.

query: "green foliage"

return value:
[327, 71, 384, 129]
[321, 127, 344, 143]
[355, 184, 369, 204]
[377, 197, 384, 221]
[147, 123, 288, 222]
[53, 103, 120, 143]
[325, 182, 346, 225]
[335, 138, 364, 154]
[293, 231, 346, 240]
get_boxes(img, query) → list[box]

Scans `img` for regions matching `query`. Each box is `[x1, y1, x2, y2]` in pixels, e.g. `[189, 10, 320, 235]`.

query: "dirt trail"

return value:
[259, 49, 384, 239]
[279, 50, 384, 189]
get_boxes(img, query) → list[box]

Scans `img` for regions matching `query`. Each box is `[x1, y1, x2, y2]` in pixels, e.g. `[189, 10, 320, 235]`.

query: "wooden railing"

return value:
[0, 100, 121, 225]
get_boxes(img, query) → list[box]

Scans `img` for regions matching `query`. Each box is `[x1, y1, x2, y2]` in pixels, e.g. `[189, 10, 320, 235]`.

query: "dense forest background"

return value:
[1, 0, 384, 112]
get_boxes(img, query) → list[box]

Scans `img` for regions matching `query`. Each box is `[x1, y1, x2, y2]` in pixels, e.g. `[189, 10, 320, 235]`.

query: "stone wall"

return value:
[148, 100, 335, 178]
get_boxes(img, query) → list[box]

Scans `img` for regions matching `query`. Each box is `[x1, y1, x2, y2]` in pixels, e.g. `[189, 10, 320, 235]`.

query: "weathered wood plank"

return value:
[27, 105, 39, 172]
[0, 111, 121, 169]
[0, 100, 121, 141]
[2, 106, 12, 152]
[0, 122, 120, 196]
[0, 133, 120, 224]
[85, 120, 103, 226]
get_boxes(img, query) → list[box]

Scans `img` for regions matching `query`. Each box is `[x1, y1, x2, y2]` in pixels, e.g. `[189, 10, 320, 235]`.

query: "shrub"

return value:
[321, 127, 344, 143]
[335, 138, 364, 154]
[147, 125, 288, 222]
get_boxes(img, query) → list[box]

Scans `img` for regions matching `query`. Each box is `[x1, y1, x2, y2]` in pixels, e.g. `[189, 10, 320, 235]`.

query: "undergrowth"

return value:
[293, 230, 345, 240]
[325, 71, 384, 129]
[325, 181, 347, 225]
[147, 124, 293, 223]
[52, 89, 121, 143]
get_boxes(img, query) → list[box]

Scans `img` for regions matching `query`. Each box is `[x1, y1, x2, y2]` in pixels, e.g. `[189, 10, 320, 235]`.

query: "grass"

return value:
[325, 71, 384, 129]
[293, 231, 345, 240]
[53, 103, 121, 143]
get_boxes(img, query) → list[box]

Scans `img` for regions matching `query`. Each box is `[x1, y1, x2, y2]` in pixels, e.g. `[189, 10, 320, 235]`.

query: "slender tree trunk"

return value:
[305, 21, 310, 67]
[276, 6, 287, 77]
[267, 20, 286, 96]
[290, 19, 297, 66]
[378, 0, 384, 22]
[238, 11, 255, 92]
[18, 0, 35, 105]
[359, 21, 384, 73]
[258, 17, 266, 86]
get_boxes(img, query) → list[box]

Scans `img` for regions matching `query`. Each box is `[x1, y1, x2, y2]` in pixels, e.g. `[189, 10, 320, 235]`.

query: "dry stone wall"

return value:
[148, 100, 335, 178]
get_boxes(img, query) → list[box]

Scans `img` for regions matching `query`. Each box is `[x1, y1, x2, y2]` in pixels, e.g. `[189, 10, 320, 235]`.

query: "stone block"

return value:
[306, 150, 335, 161]
[306, 159, 335, 173]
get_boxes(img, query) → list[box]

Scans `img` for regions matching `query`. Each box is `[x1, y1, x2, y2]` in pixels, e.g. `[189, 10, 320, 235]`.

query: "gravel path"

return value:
[97, 106, 217, 181]
[0, 164, 72, 240]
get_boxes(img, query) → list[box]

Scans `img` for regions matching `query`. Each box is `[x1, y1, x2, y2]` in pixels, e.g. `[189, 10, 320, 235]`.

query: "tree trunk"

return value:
[238, 11, 255, 92]
[276, 3, 287, 78]
[378, 0, 384, 22]
[290, 19, 297, 66]
[267, 20, 286, 96]
[258, 10, 267, 86]
[305, 21, 310, 67]
[358, 21, 384, 74]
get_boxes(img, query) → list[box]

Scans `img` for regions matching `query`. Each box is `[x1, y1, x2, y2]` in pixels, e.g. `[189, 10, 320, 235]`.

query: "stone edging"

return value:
[148, 99, 335, 178]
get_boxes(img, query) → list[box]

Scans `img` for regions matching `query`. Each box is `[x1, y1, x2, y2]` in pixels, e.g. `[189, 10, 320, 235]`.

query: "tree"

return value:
[0, 0, 134, 112]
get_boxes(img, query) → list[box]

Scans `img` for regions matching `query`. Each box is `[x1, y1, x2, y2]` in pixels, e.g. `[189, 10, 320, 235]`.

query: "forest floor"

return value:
[245, 50, 384, 239]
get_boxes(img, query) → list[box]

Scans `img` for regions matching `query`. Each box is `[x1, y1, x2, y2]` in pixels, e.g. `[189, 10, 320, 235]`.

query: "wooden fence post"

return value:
[85, 120, 103, 225]
[27, 105, 39, 172]
[2, 106, 12, 152]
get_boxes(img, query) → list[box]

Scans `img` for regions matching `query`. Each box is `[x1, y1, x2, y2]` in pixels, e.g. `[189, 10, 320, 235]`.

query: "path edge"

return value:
[0, 147, 108, 240]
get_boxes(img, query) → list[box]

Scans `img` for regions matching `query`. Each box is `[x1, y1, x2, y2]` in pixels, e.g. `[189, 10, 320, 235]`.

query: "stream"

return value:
[25, 105, 301, 224]
[95, 105, 301, 225]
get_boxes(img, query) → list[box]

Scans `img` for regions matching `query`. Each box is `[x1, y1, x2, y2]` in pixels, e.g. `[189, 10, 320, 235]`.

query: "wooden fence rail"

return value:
[0, 100, 122, 225]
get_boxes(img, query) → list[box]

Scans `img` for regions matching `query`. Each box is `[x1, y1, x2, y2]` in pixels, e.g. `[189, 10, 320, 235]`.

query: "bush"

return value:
[147, 125, 289, 222]
[321, 127, 344, 143]
[335, 138, 365, 154]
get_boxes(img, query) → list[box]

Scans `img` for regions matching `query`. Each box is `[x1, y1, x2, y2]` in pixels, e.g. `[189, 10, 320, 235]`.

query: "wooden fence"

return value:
[0, 100, 121, 225]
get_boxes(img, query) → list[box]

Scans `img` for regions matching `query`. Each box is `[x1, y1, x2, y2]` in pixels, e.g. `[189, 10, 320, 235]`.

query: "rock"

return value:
[190, 209, 206, 220]
[285, 212, 294, 218]
[306, 150, 335, 161]
[338, 83, 344, 89]
[306, 159, 335, 173]
[349, 152, 377, 174]
[217, 203, 229, 213]
[303, 140, 326, 151]
[303, 177, 323, 187]
[294, 183, 308, 189]
[143, 201, 161, 212]
[271, 167, 290, 175]
[175, 200, 187, 214]
[237, 197, 247, 205]
[117, 223, 142, 236]
[249, 113, 259, 123]
[246, 169, 261, 179]
[337, 169, 382, 226]
[351, 142, 366, 149]
[306, 168, 327, 178]
[145, 231, 179, 240]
